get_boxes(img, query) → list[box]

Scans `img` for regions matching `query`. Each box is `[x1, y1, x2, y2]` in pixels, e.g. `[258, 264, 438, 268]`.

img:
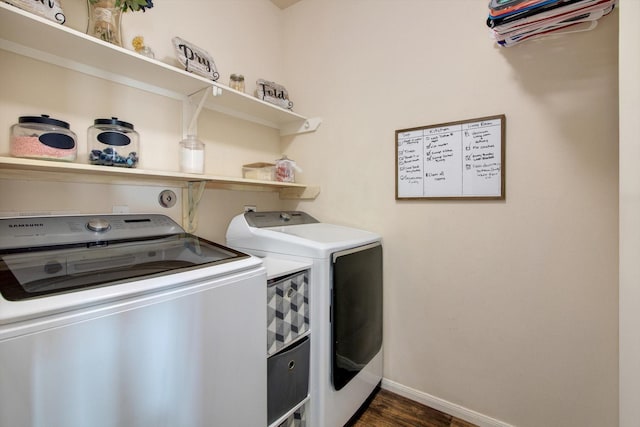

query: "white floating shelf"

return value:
[0, 2, 210, 99]
[0, 157, 319, 199]
[0, 2, 321, 133]
[204, 83, 322, 134]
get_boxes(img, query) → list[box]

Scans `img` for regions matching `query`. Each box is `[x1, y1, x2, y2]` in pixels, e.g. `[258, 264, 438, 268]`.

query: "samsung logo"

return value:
[8, 223, 44, 228]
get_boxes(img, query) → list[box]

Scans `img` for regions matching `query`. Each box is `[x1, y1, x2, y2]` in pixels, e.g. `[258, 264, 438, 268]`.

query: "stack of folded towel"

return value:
[487, 0, 617, 47]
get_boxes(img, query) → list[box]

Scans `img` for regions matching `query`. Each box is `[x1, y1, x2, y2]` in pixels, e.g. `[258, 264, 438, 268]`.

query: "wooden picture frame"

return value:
[395, 114, 506, 200]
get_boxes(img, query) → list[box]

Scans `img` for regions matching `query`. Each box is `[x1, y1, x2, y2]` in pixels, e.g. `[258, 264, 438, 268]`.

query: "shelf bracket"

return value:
[279, 186, 320, 200]
[183, 86, 223, 137]
[182, 180, 206, 233]
[280, 117, 322, 136]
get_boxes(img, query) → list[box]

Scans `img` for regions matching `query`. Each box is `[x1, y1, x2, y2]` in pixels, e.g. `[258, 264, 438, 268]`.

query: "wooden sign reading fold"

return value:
[256, 79, 293, 110]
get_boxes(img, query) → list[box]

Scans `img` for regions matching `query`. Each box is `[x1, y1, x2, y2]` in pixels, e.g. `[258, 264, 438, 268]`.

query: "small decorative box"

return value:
[243, 162, 275, 181]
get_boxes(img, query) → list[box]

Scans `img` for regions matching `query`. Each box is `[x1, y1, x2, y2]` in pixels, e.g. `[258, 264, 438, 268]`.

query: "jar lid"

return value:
[19, 115, 70, 129]
[180, 134, 204, 148]
[93, 117, 134, 130]
[230, 74, 245, 82]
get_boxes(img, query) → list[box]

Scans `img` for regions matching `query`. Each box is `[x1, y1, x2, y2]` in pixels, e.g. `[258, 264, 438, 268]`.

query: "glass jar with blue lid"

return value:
[88, 117, 139, 168]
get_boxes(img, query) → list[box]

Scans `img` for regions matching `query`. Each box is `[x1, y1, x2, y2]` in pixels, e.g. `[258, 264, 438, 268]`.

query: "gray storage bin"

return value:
[277, 401, 308, 427]
[268, 336, 310, 425]
[267, 270, 310, 355]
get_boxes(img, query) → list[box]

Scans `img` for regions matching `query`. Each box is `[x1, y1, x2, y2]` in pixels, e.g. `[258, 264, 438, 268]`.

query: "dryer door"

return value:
[331, 243, 383, 391]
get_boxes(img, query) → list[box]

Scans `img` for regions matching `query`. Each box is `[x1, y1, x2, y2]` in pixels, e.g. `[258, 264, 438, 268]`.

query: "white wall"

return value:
[618, 0, 640, 425]
[282, 1, 619, 426]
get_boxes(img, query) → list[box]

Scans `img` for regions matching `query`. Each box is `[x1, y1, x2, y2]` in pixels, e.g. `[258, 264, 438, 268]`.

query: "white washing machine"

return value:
[0, 214, 267, 427]
[226, 211, 383, 427]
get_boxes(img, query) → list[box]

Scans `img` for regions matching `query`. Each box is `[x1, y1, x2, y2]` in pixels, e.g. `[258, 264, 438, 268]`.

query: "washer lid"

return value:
[0, 233, 249, 301]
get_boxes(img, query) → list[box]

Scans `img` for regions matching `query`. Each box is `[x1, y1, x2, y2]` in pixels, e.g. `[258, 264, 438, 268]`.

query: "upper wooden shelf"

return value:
[0, 2, 321, 134]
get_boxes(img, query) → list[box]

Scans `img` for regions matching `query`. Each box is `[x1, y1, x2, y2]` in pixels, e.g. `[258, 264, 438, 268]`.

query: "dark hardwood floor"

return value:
[350, 388, 478, 427]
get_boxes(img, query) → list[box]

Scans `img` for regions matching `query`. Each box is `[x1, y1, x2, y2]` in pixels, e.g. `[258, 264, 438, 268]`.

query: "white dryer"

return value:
[226, 211, 383, 427]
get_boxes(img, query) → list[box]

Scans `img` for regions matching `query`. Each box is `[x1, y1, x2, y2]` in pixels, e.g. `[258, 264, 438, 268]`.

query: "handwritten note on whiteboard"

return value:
[396, 115, 505, 200]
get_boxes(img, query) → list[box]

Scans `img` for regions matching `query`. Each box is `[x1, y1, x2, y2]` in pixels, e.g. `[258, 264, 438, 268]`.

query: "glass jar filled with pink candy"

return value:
[10, 114, 77, 162]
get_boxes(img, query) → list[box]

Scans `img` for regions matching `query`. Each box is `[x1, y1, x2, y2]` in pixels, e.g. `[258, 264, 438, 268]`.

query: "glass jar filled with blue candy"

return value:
[88, 117, 139, 168]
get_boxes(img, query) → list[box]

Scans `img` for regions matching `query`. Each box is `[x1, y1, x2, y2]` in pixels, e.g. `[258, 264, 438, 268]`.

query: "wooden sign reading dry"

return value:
[172, 36, 219, 81]
[3, 0, 65, 23]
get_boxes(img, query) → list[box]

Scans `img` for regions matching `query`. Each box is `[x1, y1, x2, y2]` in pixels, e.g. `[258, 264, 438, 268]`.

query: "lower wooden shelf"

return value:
[0, 156, 320, 200]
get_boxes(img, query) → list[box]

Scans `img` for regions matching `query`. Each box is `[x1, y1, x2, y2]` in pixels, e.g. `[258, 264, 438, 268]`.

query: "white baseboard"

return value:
[380, 378, 515, 427]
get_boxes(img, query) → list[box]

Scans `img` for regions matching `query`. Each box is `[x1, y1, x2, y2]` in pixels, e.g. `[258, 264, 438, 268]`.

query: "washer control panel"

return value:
[87, 218, 111, 233]
[244, 211, 319, 228]
[0, 214, 184, 250]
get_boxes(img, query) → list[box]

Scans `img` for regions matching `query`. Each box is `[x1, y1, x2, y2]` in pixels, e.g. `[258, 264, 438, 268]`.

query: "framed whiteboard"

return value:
[395, 114, 505, 200]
